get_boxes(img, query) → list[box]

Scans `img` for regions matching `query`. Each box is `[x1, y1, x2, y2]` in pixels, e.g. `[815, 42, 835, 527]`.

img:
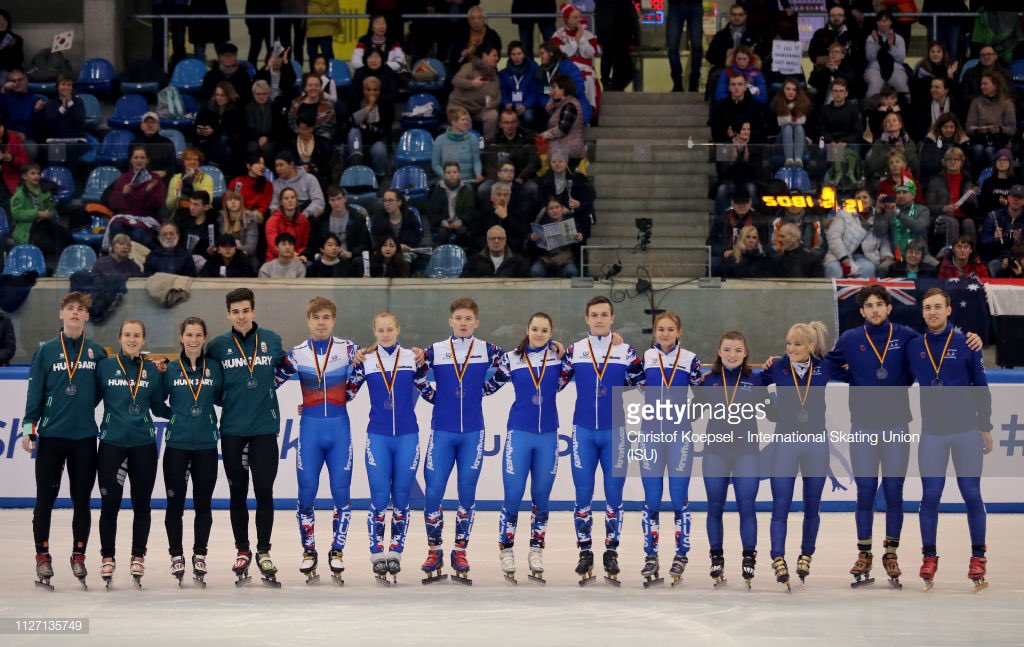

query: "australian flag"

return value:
[833, 278, 991, 344]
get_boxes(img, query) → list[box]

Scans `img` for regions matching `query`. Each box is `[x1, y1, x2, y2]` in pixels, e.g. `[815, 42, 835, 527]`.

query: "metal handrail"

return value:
[713, 10, 1024, 40]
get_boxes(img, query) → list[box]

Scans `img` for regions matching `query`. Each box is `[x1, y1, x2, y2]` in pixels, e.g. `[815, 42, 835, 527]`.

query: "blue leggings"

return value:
[424, 429, 485, 548]
[639, 440, 693, 556]
[919, 431, 986, 556]
[571, 426, 627, 550]
[366, 433, 420, 555]
[849, 433, 910, 544]
[498, 430, 559, 549]
[770, 476, 826, 559]
[296, 416, 353, 553]
[703, 450, 759, 552]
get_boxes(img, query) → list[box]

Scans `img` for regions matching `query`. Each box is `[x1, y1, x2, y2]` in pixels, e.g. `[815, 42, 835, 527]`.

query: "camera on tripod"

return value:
[635, 218, 653, 251]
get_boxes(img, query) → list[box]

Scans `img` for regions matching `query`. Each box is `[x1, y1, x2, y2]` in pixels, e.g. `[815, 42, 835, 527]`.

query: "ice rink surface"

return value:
[1, 509, 1022, 646]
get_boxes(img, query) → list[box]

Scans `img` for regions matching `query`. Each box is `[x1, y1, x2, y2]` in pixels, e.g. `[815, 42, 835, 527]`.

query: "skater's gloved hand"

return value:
[980, 430, 993, 454]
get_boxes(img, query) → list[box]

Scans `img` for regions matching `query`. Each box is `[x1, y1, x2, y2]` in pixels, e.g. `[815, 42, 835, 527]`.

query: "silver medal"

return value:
[246, 376, 258, 389]
[532, 393, 543, 405]
[931, 378, 943, 388]
[876, 367, 888, 380]
[190, 405, 203, 418]
[798, 410, 809, 423]
[65, 384, 77, 396]
[128, 402, 141, 416]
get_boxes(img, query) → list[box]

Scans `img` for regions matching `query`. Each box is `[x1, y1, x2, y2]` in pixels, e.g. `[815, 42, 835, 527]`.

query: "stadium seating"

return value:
[71, 216, 107, 248]
[107, 94, 149, 129]
[74, 58, 116, 95]
[96, 129, 134, 166]
[390, 165, 430, 202]
[425, 244, 467, 277]
[200, 165, 227, 200]
[81, 166, 121, 203]
[407, 58, 446, 93]
[329, 58, 352, 90]
[159, 94, 198, 129]
[394, 128, 434, 168]
[340, 165, 379, 208]
[3, 244, 47, 276]
[80, 93, 103, 131]
[400, 93, 443, 131]
[169, 58, 208, 94]
[41, 165, 76, 205]
[161, 128, 187, 160]
[54, 244, 98, 277]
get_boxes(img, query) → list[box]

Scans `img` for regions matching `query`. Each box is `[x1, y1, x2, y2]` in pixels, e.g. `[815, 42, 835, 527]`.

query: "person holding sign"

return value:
[528, 197, 583, 277]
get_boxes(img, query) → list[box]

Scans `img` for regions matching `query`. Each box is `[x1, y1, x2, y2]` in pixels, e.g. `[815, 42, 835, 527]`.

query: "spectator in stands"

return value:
[449, 45, 501, 141]
[550, 5, 600, 114]
[218, 189, 262, 267]
[771, 222, 824, 277]
[713, 120, 761, 214]
[876, 149, 923, 204]
[809, 42, 857, 109]
[910, 42, 959, 123]
[346, 76, 392, 178]
[175, 191, 219, 264]
[995, 244, 1024, 279]
[769, 196, 826, 259]
[713, 46, 767, 105]
[270, 151, 325, 216]
[665, 0, 703, 92]
[823, 188, 893, 278]
[189, 0, 231, 63]
[808, 5, 858, 67]
[978, 148, 1018, 216]
[166, 148, 214, 223]
[0, 68, 43, 147]
[427, 161, 478, 248]
[918, 113, 969, 189]
[770, 78, 812, 168]
[0, 119, 28, 209]
[863, 10, 908, 97]
[709, 73, 765, 144]
[289, 74, 337, 141]
[310, 55, 339, 104]
[927, 147, 979, 255]
[535, 42, 592, 127]
[432, 106, 483, 183]
[477, 181, 529, 253]
[540, 75, 586, 167]
[912, 77, 963, 142]
[289, 116, 334, 187]
[370, 189, 422, 262]
[243, 0, 274, 68]
[369, 233, 411, 278]
[450, 6, 502, 71]
[979, 183, 1024, 276]
[818, 78, 863, 150]
[195, 81, 244, 176]
[965, 70, 1016, 173]
[705, 4, 762, 99]
[38, 75, 86, 165]
[938, 234, 989, 279]
[538, 150, 594, 242]
[143, 222, 196, 276]
[500, 42, 541, 126]
[706, 187, 771, 276]
[201, 43, 252, 106]
[888, 238, 936, 278]
[108, 146, 168, 247]
[259, 232, 306, 278]
[350, 49, 400, 113]
[265, 186, 311, 261]
[921, 0, 968, 60]
[596, 0, 638, 92]
[0, 11, 25, 82]
[866, 112, 918, 180]
[722, 225, 772, 278]
[229, 153, 274, 214]
[865, 84, 903, 144]
[307, 232, 358, 277]
[131, 112, 176, 179]
[528, 196, 583, 277]
[960, 44, 1013, 104]
[201, 232, 255, 277]
[481, 110, 541, 202]
[511, 0, 556, 60]
[309, 185, 371, 265]
[877, 0, 916, 44]
[253, 47, 298, 106]
[352, 15, 406, 73]
[278, 0, 308, 66]
[93, 233, 141, 277]
[306, 0, 340, 61]
[10, 162, 70, 255]
[245, 81, 286, 162]
[462, 224, 530, 277]
[884, 178, 934, 265]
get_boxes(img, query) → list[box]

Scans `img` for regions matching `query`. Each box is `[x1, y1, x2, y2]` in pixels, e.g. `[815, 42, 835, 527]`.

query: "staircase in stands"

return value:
[586, 92, 713, 279]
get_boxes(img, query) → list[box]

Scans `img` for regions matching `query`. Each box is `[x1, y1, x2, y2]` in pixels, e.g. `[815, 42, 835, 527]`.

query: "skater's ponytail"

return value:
[787, 321, 829, 358]
[515, 312, 554, 357]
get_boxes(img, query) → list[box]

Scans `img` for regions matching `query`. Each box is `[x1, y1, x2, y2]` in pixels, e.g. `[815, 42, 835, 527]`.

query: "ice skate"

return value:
[527, 547, 546, 585]
[130, 556, 145, 590]
[796, 553, 812, 587]
[233, 550, 253, 587]
[641, 554, 663, 588]
[373, 555, 392, 586]
[602, 550, 621, 587]
[420, 548, 448, 585]
[850, 551, 875, 588]
[34, 553, 54, 591]
[70, 552, 88, 590]
[256, 552, 281, 588]
[170, 555, 186, 587]
[385, 551, 401, 584]
[968, 555, 988, 593]
[499, 547, 517, 585]
[192, 554, 207, 588]
[300, 550, 320, 585]
[575, 550, 596, 587]
[710, 551, 726, 588]
[772, 556, 791, 593]
[450, 548, 473, 586]
[920, 554, 938, 591]
[741, 551, 756, 590]
[670, 555, 688, 588]
[101, 557, 115, 590]
[882, 541, 902, 589]
[328, 550, 345, 586]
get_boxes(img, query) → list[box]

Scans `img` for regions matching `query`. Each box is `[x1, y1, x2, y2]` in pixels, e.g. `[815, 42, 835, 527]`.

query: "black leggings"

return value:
[97, 442, 158, 559]
[33, 436, 97, 555]
[221, 434, 279, 553]
[163, 446, 219, 556]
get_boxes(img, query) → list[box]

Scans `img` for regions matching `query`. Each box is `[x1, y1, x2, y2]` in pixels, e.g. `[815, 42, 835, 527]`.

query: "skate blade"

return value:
[782, 582, 792, 593]
[193, 577, 207, 589]
[712, 578, 727, 589]
[671, 576, 686, 588]
[923, 580, 934, 592]
[260, 576, 282, 588]
[888, 578, 902, 590]
[603, 575, 621, 587]
[132, 577, 143, 590]
[503, 573, 518, 586]
[78, 579, 88, 591]
[375, 575, 394, 587]
[851, 577, 876, 589]
[420, 572, 448, 585]
[642, 577, 664, 589]
[304, 573, 321, 585]
[971, 579, 988, 593]
[34, 580, 54, 592]
[234, 575, 252, 587]
[578, 573, 596, 587]
[332, 574, 345, 586]
[527, 573, 547, 585]
[103, 577, 113, 591]
[745, 580, 752, 591]
[451, 573, 473, 586]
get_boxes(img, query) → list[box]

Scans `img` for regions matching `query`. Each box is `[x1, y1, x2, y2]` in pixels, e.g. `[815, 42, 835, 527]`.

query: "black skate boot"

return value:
[420, 547, 447, 585]
[328, 549, 344, 586]
[450, 547, 472, 586]
[850, 551, 875, 588]
[772, 556, 791, 593]
[100, 557, 115, 591]
[192, 554, 208, 588]
[373, 555, 392, 586]
[710, 550, 726, 588]
[34, 553, 54, 591]
[602, 550, 621, 587]
[641, 554, 663, 588]
[170, 555, 186, 587]
[256, 551, 281, 588]
[130, 556, 145, 590]
[70, 552, 88, 590]
[300, 550, 320, 585]
[796, 553, 812, 587]
[741, 550, 756, 590]
[575, 549, 596, 587]
[670, 554, 688, 588]
[233, 550, 253, 587]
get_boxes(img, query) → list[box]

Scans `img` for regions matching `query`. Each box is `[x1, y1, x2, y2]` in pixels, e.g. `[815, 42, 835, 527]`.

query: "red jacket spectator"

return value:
[264, 208, 310, 260]
[937, 255, 989, 280]
[0, 127, 28, 195]
[108, 170, 167, 220]
[228, 174, 273, 214]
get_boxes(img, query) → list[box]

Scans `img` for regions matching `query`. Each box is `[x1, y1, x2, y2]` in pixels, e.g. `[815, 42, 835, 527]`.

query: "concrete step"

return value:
[594, 142, 710, 164]
[595, 198, 712, 211]
[594, 211, 709, 226]
[588, 234, 708, 247]
[582, 246, 710, 278]
[594, 184, 710, 199]
[592, 223, 707, 240]
[589, 126, 709, 140]
[600, 92, 708, 106]
[599, 106, 709, 121]
[588, 161, 713, 175]
[598, 113, 709, 128]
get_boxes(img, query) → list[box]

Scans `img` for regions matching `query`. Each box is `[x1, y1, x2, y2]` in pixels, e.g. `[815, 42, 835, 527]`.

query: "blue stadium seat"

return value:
[1012, 59, 1024, 92]
[27, 80, 57, 95]
[329, 58, 352, 90]
[977, 166, 993, 191]
[291, 59, 304, 89]
[54, 244, 98, 277]
[400, 93, 443, 131]
[79, 93, 102, 131]
[390, 165, 430, 202]
[394, 128, 434, 168]
[407, 58, 446, 93]
[74, 58, 116, 95]
[425, 244, 468, 278]
[170, 58, 208, 94]
[71, 216, 107, 248]
[407, 205, 425, 243]
[959, 58, 978, 83]
[159, 94, 198, 129]
[341, 165, 379, 207]
[773, 166, 812, 193]
[121, 78, 161, 94]
[3, 244, 47, 276]
[96, 129, 134, 166]
[161, 128, 187, 160]
[200, 165, 226, 199]
[82, 166, 121, 203]
[41, 165, 76, 205]
[107, 94, 149, 129]
[0, 207, 10, 241]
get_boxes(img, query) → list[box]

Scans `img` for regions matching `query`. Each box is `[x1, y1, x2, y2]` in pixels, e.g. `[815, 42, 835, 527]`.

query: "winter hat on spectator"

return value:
[895, 178, 917, 196]
[561, 3, 578, 22]
[994, 148, 1014, 162]
[1009, 184, 1024, 198]
[732, 187, 752, 202]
